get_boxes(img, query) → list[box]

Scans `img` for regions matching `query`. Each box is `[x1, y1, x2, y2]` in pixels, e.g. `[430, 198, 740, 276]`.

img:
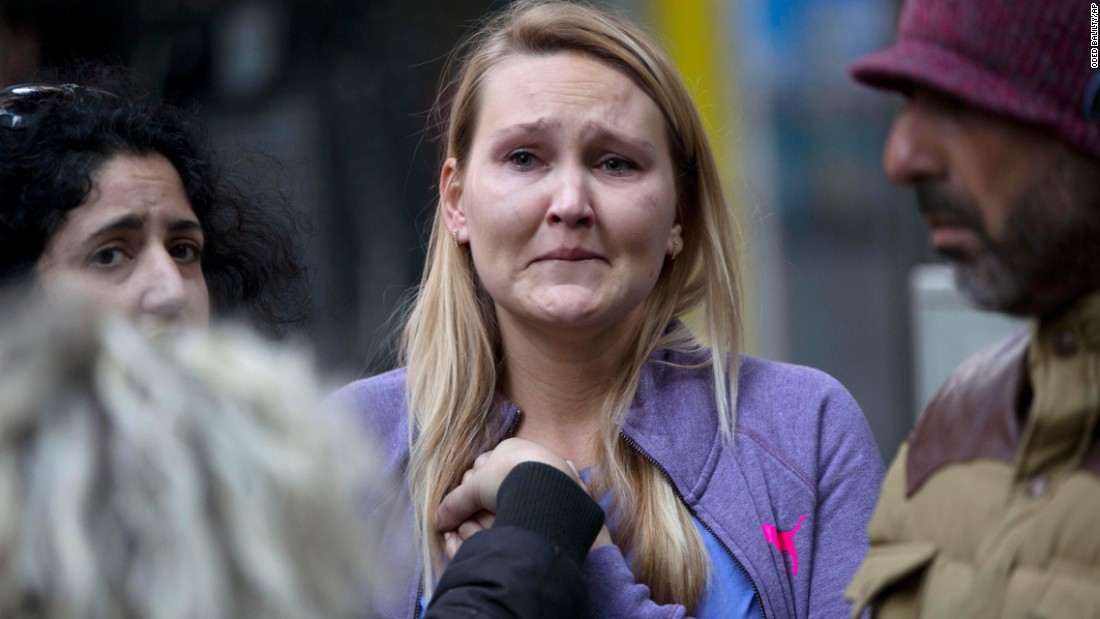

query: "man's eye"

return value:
[89, 247, 125, 267]
[170, 242, 202, 262]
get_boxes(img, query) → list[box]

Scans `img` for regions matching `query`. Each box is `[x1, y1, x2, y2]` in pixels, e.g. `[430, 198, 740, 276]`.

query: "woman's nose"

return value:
[137, 249, 188, 319]
[545, 167, 595, 228]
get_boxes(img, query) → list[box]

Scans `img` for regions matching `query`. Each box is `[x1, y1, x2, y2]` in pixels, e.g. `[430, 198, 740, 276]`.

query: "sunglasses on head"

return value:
[0, 83, 119, 130]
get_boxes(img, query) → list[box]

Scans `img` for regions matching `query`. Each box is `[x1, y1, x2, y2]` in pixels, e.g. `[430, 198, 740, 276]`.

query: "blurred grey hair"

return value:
[0, 301, 378, 619]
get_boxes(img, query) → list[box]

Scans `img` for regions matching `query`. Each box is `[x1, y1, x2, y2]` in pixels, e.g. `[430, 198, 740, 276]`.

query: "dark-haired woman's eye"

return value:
[169, 242, 202, 263]
[89, 247, 126, 267]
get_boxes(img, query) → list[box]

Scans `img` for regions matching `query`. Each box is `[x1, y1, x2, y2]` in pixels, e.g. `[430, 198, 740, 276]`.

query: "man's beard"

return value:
[916, 155, 1100, 317]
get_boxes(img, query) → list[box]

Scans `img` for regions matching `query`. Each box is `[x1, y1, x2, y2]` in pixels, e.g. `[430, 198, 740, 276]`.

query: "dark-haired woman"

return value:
[0, 68, 307, 336]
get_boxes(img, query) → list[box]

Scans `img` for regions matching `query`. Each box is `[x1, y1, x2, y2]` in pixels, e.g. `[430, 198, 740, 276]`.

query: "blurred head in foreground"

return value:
[0, 299, 376, 618]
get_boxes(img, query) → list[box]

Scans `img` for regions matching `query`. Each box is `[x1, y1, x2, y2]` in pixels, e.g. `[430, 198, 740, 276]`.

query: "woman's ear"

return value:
[440, 158, 468, 243]
[667, 222, 684, 258]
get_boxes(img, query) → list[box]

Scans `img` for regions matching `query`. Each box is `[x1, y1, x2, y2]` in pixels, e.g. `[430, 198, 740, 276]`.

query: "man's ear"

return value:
[440, 157, 468, 243]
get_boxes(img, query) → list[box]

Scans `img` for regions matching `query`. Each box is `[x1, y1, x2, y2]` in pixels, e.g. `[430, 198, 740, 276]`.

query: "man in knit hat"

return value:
[844, 0, 1100, 617]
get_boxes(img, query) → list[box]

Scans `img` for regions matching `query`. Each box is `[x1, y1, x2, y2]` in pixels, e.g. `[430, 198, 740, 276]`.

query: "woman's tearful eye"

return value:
[509, 151, 538, 168]
[600, 156, 635, 175]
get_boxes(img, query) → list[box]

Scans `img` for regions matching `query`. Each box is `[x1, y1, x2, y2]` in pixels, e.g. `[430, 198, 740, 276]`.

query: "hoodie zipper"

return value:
[620, 431, 767, 619]
[502, 408, 522, 438]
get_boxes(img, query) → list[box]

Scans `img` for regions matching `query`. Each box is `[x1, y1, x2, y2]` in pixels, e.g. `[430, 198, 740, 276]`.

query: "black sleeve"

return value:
[424, 462, 605, 619]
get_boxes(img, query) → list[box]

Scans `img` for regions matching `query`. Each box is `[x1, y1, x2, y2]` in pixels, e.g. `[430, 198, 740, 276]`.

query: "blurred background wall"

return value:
[2, 0, 970, 458]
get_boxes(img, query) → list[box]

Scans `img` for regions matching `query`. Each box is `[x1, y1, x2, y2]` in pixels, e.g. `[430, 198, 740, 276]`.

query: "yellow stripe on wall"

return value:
[647, 0, 724, 142]
[644, 0, 756, 353]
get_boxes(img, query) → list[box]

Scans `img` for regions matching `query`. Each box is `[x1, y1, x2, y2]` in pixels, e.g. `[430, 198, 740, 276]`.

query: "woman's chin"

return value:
[531, 302, 640, 336]
[495, 283, 647, 335]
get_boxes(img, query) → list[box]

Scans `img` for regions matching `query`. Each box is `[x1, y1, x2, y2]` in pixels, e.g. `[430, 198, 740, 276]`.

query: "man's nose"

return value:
[883, 99, 947, 185]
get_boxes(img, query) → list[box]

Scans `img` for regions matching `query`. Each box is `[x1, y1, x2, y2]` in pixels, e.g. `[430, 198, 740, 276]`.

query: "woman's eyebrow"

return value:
[82, 215, 144, 249]
[168, 220, 202, 233]
[589, 128, 657, 155]
[490, 120, 553, 142]
[489, 121, 657, 154]
[81, 216, 202, 250]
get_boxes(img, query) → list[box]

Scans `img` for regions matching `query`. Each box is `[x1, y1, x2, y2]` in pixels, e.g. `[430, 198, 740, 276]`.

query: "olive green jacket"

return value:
[846, 291, 1100, 618]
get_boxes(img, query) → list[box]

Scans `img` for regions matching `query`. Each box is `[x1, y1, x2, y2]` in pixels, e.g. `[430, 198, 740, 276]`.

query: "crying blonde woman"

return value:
[333, 1, 885, 617]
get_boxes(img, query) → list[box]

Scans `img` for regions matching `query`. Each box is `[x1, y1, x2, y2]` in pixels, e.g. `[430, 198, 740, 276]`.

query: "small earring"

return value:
[452, 229, 459, 248]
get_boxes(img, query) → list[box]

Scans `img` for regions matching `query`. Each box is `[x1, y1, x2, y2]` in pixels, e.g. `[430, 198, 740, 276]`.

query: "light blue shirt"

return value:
[578, 469, 761, 617]
[692, 518, 763, 618]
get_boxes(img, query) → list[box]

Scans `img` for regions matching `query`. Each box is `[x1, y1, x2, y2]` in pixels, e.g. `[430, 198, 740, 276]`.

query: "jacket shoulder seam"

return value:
[737, 426, 817, 497]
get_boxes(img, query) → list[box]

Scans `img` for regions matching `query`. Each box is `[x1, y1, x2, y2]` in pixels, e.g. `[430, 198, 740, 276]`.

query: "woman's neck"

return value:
[498, 315, 639, 468]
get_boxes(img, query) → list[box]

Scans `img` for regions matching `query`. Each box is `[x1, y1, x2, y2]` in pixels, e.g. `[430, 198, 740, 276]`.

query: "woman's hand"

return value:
[436, 438, 587, 558]
[442, 510, 496, 559]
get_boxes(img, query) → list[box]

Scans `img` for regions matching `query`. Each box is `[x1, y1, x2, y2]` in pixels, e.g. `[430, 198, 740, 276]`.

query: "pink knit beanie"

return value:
[850, 0, 1100, 163]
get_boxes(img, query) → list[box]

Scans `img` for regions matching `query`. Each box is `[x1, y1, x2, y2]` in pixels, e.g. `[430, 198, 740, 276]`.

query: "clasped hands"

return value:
[435, 437, 612, 559]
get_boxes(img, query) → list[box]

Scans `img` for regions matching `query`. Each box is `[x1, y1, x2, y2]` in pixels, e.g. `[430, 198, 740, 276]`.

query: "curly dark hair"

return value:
[0, 65, 309, 337]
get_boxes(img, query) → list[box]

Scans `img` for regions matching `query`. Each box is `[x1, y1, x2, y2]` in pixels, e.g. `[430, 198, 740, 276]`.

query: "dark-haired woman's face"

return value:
[36, 153, 210, 333]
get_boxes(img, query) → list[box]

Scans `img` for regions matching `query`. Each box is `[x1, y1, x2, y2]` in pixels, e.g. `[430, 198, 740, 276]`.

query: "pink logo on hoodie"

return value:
[763, 514, 807, 575]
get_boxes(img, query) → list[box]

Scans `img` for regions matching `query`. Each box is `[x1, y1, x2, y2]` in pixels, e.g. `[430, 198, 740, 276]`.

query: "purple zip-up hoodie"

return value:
[332, 348, 884, 618]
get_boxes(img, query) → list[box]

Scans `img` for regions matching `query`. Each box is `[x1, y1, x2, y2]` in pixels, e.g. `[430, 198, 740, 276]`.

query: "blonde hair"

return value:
[0, 300, 378, 619]
[404, 0, 743, 608]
